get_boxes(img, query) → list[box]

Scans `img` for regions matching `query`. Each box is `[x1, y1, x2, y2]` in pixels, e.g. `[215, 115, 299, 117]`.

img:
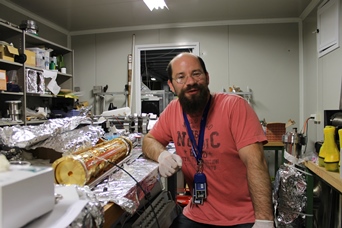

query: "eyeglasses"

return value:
[173, 71, 204, 84]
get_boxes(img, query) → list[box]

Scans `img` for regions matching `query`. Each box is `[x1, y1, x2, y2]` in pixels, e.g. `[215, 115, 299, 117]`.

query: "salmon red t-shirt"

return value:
[149, 93, 267, 226]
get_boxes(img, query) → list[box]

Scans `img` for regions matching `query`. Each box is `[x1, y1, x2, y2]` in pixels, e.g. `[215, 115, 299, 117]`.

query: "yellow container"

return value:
[338, 129, 342, 171]
[318, 126, 329, 167]
[321, 126, 339, 172]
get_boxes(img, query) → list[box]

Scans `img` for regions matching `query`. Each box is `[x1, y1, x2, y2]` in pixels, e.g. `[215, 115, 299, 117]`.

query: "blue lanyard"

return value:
[183, 95, 212, 163]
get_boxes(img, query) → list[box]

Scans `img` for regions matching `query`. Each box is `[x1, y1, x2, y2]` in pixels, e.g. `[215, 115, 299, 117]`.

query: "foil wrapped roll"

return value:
[273, 164, 307, 227]
[92, 149, 160, 214]
[52, 137, 132, 186]
[0, 116, 87, 148]
[29, 125, 104, 154]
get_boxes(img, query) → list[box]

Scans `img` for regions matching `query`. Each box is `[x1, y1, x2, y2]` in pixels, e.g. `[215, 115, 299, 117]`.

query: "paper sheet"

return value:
[43, 69, 61, 95]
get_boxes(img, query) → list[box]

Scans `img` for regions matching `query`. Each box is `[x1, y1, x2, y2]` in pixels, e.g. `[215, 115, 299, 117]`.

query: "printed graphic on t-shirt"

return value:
[175, 128, 221, 171]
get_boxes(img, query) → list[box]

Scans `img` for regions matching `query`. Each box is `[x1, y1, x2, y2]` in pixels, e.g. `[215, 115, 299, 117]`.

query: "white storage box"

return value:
[26, 47, 50, 69]
[0, 166, 55, 228]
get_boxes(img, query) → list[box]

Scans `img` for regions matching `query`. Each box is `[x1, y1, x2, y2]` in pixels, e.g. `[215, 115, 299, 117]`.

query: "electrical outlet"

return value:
[310, 113, 321, 124]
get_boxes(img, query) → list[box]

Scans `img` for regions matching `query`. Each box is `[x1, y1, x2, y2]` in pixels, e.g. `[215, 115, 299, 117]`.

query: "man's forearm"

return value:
[247, 160, 274, 220]
[240, 144, 274, 220]
[142, 133, 166, 161]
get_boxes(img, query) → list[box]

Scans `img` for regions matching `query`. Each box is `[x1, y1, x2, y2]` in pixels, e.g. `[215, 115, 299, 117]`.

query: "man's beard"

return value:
[178, 83, 210, 115]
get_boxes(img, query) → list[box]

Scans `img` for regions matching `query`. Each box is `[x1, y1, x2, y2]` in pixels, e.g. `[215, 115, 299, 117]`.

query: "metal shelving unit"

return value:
[0, 21, 74, 125]
[225, 87, 253, 105]
[0, 22, 24, 125]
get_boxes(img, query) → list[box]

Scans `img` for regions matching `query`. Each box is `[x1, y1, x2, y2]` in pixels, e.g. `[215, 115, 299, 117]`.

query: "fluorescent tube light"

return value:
[143, 0, 168, 11]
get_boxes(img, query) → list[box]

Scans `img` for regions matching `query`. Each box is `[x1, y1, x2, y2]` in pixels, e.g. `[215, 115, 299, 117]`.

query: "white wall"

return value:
[0, 4, 68, 47]
[0, 2, 301, 131]
[229, 23, 299, 124]
[72, 23, 300, 129]
[303, 9, 321, 153]
[303, 0, 342, 153]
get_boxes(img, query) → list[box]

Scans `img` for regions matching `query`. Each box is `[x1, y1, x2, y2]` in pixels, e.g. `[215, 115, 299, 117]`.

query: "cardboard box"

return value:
[0, 167, 55, 228]
[0, 69, 6, 91]
[266, 122, 286, 142]
[0, 45, 19, 62]
[25, 49, 36, 66]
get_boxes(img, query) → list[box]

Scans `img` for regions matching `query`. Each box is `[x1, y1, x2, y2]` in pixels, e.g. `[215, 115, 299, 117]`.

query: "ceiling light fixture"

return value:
[143, 0, 168, 11]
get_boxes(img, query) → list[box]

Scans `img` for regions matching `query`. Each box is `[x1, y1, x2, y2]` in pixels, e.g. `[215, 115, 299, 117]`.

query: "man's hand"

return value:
[157, 150, 182, 177]
[252, 220, 274, 228]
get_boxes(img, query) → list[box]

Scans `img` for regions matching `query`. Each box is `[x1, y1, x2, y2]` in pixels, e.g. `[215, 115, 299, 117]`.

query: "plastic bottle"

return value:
[318, 127, 328, 167]
[338, 129, 342, 170]
[45, 60, 49, 70]
[49, 60, 55, 70]
[52, 56, 58, 70]
[321, 126, 340, 171]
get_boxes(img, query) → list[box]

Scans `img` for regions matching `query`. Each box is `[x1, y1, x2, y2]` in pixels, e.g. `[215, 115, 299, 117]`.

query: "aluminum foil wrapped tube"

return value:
[0, 116, 87, 148]
[29, 125, 104, 154]
[273, 164, 307, 227]
[92, 150, 160, 214]
[52, 137, 132, 186]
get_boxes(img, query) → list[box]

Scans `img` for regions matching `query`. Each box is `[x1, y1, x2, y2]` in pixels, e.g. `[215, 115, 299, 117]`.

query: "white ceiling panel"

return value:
[4, 0, 313, 32]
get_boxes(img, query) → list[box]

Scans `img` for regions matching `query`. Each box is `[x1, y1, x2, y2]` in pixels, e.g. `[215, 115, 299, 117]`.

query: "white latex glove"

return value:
[252, 220, 274, 228]
[157, 150, 182, 177]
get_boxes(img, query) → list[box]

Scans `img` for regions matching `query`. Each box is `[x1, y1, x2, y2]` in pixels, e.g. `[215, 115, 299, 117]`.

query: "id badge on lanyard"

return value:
[193, 157, 207, 204]
[183, 96, 211, 205]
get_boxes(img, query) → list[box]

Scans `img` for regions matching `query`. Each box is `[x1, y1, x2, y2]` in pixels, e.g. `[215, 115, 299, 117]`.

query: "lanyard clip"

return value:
[197, 159, 203, 173]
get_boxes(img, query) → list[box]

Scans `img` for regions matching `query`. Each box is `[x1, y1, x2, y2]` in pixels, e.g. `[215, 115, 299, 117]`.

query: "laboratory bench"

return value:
[305, 161, 342, 228]
[305, 161, 342, 193]
[103, 203, 125, 228]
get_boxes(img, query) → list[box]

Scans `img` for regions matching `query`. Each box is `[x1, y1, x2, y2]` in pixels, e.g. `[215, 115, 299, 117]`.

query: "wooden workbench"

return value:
[103, 202, 125, 228]
[304, 161, 341, 227]
[305, 161, 342, 193]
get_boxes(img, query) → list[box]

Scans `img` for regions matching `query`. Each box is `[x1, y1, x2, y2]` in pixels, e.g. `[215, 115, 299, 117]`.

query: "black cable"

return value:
[119, 212, 132, 228]
[107, 160, 161, 228]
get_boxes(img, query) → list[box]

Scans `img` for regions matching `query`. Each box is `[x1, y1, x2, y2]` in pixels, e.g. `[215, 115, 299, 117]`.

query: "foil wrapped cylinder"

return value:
[52, 137, 132, 186]
[273, 164, 307, 227]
